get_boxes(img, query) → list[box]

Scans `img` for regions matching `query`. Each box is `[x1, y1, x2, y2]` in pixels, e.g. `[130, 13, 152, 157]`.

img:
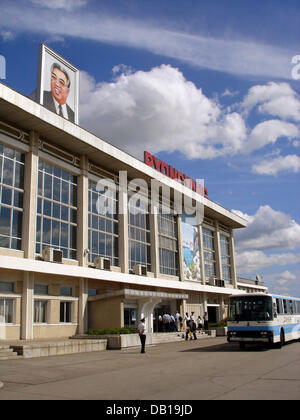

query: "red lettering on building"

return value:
[144, 151, 208, 198]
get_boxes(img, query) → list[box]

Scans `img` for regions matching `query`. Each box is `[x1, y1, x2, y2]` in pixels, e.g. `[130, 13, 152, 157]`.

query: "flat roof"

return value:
[0, 82, 247, 229]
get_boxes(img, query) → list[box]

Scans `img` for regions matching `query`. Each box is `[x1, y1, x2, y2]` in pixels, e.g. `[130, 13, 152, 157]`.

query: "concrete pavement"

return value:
[0, 337, 299, 400]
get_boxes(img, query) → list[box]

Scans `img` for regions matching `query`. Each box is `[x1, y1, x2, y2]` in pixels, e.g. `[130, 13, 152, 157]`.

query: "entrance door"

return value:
[153, 302, 171, 332]
[208, 306, 217, 323]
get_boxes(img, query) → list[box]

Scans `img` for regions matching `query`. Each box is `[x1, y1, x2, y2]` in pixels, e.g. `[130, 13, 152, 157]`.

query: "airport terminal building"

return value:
[0, 77, 262, 341]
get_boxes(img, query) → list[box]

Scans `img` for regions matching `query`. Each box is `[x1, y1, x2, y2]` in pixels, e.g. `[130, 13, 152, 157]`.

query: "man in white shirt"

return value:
[138, 318, 146, 354]
[175, 311, 180, 331]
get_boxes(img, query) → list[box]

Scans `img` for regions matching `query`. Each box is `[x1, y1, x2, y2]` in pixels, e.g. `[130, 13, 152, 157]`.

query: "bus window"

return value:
[283, 300, 288, 314]
[288, 300, 294, 314]
[276, 299, 282, 314]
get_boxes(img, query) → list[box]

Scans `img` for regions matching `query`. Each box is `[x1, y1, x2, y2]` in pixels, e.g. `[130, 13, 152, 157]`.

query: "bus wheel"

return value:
[276, 329, 285, 349]
[239, 342, 246, 350]
[280, 329, 285, 347]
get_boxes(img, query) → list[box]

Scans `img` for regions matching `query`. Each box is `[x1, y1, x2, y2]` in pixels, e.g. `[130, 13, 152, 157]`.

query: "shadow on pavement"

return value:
[181, 342, 270, 353]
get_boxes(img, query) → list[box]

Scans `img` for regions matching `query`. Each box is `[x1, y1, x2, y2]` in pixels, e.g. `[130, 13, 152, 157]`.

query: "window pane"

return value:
[0, 282, 13, 293]
[3, 159, 13, 186]
[0, 206, 11, 236]
[12, 209, 22, 238]
[14, 162, 24, 189]
[1, 187, 12, 205]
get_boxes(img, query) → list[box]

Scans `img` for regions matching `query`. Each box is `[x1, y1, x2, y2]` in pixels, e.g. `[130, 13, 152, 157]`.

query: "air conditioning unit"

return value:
[209, 277, 216, 286]
[94, 257, 111, 270]
[133, 264, 147, 276]
[216, 279, 225, 288]
[43, 247, 63, 263]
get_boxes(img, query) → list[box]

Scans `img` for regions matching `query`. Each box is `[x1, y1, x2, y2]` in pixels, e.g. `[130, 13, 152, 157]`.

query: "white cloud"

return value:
[243, 120, 299, 154]
[233, 205, 300, 295]
[0, 4, 294, 79]
[221, 89, 239, 98]
[233, 205, 300, 251]
[242, 81, 300, 121]
[236, 250, 300, 273]
[30, 0, 87, 11]
[0, 30, 15, 41]
[80, 66, 247, 159]
[252, 154, 300, 176]
[259, 271, 300, 297]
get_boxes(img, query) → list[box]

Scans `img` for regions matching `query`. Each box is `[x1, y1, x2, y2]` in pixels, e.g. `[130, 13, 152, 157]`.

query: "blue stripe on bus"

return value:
[228, 324, 300, 335]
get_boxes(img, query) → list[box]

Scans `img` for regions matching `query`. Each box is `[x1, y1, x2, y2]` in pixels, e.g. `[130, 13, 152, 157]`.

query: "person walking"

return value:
[138, 318, 146, 354]
[184, 312, 190, 330]
[197, 315, 203, 332]
[170, 314, 177, 332]
[191, 317, 197, 340]
[162, 312, 170, 332]
[184, 313, 192, 340]
[204, 312, 209, 331]
[175, 311, 181, 331]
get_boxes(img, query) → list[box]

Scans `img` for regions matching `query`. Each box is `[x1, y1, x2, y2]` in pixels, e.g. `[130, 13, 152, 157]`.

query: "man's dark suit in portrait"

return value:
[43, 63, 75, 123]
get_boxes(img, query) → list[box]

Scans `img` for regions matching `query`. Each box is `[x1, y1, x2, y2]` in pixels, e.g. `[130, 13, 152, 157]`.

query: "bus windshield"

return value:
[229, 296, 273, 322]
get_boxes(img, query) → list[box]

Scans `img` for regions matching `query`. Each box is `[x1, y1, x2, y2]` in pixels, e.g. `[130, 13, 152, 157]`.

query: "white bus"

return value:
[227, 293, 300, 349]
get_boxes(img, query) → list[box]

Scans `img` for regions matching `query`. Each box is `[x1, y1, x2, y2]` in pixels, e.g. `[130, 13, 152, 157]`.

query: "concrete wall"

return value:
[88, 296, 124, 330]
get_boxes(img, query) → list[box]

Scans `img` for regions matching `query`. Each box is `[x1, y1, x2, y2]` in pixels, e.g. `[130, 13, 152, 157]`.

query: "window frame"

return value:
[36, 159, 78, 260]
[0, 144, 25, 251]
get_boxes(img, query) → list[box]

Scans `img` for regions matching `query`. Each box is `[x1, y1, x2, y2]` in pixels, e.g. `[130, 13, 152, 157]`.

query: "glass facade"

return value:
[158, 209, 178, 276]
[0, 144, 24, 250]
[36, 160, 77, 259]
[128, 198, 151, 272]
[202, 227, 216, 281]
[88, 180, 119, 266]
[220, 234, 232, 284]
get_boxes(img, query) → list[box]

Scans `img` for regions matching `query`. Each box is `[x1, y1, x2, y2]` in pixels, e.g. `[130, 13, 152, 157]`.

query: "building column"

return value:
[202, 293, 208, 314]
[214, 221, 223, 282]
[22, 130, 39, 259]
[177, 214, 185, 281]
[77, 155, 89, 267]
[118, 171, 129, 273]
[150, 205, 160, 277]
[78, 278, 88, 334]
[138, 298, 162, 333]
[21, 272, 34, 340]
[198, 224, 206, 285]
[220, 296, 226, 322]
[229, 229, 237, 288]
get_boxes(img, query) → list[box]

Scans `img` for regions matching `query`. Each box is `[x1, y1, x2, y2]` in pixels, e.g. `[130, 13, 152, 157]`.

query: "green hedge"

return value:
[88, 327, 138, 335]
[208, 321, 227, 328]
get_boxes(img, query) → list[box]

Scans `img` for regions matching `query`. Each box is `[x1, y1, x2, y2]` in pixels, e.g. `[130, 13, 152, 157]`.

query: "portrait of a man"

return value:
[43, 63, 75, 123]
[38, 44, 79, 125]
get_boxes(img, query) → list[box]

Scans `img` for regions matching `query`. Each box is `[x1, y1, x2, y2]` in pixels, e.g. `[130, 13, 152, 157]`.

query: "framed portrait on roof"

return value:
[37, 44, 79, 124]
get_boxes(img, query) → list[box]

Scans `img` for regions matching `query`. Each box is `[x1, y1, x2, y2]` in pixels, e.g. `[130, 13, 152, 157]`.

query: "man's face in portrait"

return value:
[50, 66, 70, 105]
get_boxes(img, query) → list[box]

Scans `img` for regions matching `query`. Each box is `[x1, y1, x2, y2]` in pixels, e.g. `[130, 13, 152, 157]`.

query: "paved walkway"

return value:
[0, 337, 299, 400]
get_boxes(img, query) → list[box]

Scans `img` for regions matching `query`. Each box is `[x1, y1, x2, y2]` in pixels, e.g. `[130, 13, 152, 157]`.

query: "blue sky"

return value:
[0, 0, 300, 296]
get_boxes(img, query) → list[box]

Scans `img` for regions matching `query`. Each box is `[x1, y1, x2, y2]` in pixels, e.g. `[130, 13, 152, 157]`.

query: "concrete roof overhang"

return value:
[88, 288, 189, 302]
[0, 82, 247, 229]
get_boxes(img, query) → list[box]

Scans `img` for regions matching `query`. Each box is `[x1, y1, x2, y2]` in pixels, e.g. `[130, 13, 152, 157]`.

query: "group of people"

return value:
[155, 311, 209, 336]
[156, 311, 184, 333]
[138, 310, 209, 353]
[184, 312, 208, 340]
